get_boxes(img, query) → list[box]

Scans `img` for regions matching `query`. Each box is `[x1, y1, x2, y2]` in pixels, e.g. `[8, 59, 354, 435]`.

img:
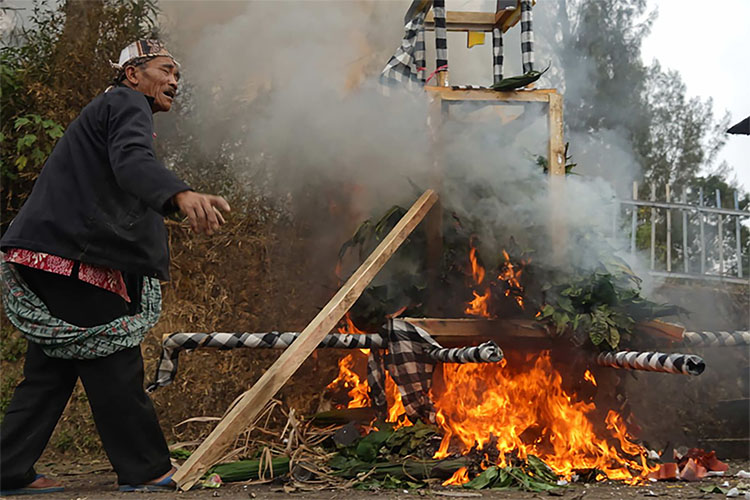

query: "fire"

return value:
[442, 466, 469, 486]
[432, 352, 658, 483]
[498, 249, 526, 309]
[583, 369, 597, 387]
[464, 240, 492, 318]
[385, 372, 410, 427]
[468, 246, 485, 284]
[464, 243, 528, 317]
[327, 313, 411, 426]
[465, 289, 491, 318]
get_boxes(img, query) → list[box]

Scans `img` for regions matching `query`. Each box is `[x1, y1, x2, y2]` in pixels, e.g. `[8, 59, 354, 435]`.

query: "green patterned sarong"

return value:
[0, 260, 161, 359]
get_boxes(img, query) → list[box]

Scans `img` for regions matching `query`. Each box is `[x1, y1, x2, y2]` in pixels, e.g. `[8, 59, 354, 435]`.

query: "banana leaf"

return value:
[206, 457, 291, 482]
[490, 64, 550, 91]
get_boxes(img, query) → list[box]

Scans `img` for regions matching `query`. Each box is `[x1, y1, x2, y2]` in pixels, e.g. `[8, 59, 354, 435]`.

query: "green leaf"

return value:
[699, 484, 728, 494]
[538, 304, 555, 319]
[464, 466, 498, 489]
[14, 117, 30, 130]
[47, 126, 63, 139]
[355, 440, 377, 463]
[16, 134, 37, 151]
[14, 155, 28, 171]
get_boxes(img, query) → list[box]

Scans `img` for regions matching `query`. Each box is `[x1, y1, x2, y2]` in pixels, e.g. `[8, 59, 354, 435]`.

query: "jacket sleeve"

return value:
[106, 89, 190, 215]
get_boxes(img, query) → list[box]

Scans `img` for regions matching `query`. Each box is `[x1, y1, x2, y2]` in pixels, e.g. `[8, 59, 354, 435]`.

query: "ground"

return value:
[7, 459, 747, 499]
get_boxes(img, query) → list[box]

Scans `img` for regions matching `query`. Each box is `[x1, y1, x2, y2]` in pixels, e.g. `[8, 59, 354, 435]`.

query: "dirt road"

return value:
[5, 459, 748, 500]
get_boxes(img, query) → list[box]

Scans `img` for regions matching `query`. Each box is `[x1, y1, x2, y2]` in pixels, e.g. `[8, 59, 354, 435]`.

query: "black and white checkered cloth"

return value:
[148, 321, 504, 423]
[596, 350, 705, 376]
[367, 319, 443, 423]
[520, 0, 534, 73]
[380, 0, 448, 89]
[682, 330, 750, 347]
[380, 2, 431, 89]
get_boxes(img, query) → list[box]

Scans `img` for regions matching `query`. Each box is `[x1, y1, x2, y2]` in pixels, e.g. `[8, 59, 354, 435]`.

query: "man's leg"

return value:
[0, 342, 76, 490]
[76, 345, 172, 486]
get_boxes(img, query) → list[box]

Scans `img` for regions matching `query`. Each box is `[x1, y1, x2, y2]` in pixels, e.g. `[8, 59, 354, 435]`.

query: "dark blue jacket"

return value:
[1, 86, 190, 280]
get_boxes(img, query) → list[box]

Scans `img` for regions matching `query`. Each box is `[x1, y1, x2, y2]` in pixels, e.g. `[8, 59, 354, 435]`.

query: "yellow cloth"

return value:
[467, 31, 485, 48]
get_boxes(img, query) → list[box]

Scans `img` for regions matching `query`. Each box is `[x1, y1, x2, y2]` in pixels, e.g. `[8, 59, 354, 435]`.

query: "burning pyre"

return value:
[326, 241, 660, 486]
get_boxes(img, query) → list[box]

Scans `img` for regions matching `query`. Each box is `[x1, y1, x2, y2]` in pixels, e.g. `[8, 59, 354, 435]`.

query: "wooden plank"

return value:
[425, 10, 497, 31]
[173, 190, 438, 490]
[425, 92, 446, 315]
[547, 92, 565, 176]
[402, 317, 550, 339]
[633, 320, 686, 341]
[425, 86, 555, 102]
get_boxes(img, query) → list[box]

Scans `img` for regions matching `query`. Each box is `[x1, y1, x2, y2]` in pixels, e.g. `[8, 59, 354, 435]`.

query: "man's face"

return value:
[128, 56, 180, 112]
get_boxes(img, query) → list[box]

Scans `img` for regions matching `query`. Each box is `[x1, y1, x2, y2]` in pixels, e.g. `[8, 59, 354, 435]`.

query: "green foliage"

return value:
[333, 420, 439, 465]
[490, 63, 550, 91]
[170, 448, 192, 460]
[0, 0, 160, 223]
[206, 456, 291, 482]
[463, 455, 560, 492]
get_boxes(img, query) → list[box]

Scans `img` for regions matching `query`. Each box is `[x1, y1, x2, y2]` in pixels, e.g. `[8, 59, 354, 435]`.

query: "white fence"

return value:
[614, 182, 750, 285]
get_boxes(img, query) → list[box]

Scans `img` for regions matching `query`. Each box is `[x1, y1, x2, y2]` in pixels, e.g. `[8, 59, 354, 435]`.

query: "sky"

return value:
[641, 0, 750, 193]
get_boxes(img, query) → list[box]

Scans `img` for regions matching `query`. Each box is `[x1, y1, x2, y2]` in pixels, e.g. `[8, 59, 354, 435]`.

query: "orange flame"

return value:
[465, 241, 493, 318]
[583, 369, 597, 387]
[326, 350, 371, 409]
[432, 352, 657, 483]
[468, 246, 485, 284]
[498, 249, 526, 309]
[442, 466, 469, 486]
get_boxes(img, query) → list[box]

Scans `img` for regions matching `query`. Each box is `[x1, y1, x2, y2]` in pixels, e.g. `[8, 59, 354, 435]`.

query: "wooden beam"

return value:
[425, 86, 555, 103]
[425, 10, 497, 31]
[633, 320, 686, 341]
[402, 317, 551, 339]
[547, 92, 566, 264]
[547, 92, 565, 176]
[172, 190, 438, 490]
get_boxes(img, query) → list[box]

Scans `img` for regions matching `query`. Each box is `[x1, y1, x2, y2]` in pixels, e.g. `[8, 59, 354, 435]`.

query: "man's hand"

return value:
[173, 191, 231, 235]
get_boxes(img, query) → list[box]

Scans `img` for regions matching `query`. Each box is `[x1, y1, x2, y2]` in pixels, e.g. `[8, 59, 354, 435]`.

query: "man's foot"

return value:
[146, 466, 177, 486]
[119, 466, 177, 492]
[0, 474, 64, 496]
[27, 475, 63, 489]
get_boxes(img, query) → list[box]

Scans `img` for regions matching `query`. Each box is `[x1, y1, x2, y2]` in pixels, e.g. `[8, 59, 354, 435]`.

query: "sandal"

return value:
[0, 474, 64, 496]
[118, 471, 175, 492]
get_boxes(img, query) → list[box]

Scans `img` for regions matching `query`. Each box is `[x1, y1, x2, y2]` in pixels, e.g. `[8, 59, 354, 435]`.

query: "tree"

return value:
[0, 0, 159, 227]
[541, 0, 734, 198]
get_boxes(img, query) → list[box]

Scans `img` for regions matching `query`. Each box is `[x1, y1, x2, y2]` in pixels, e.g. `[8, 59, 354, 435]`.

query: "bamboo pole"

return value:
[172, 190, 438, 490]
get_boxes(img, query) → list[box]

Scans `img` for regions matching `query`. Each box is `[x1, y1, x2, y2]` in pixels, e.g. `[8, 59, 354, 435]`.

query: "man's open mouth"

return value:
[163, 89, 176, 99]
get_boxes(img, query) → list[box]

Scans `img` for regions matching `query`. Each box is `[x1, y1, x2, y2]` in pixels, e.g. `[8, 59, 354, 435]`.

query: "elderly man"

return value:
[0, 40, 227, 494]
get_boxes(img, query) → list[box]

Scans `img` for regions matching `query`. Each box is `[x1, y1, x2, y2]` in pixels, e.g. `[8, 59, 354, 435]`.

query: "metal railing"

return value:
[614, 181, 750, 285]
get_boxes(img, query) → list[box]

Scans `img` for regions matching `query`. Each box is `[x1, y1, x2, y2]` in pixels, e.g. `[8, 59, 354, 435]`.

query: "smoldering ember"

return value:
[0, 0, 748, 499]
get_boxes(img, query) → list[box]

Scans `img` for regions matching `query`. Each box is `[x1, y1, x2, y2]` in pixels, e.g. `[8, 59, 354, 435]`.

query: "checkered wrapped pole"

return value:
[520, 0, 534, 73]
[428, 342, 503, 363]
[148, 325, 504, 394]
[492, 27, 503, 84]
[596, 351, 705, 376]
[147, 331, 386, 391]
[433, 0, 448, 80]
[682, 330, 750, 347]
